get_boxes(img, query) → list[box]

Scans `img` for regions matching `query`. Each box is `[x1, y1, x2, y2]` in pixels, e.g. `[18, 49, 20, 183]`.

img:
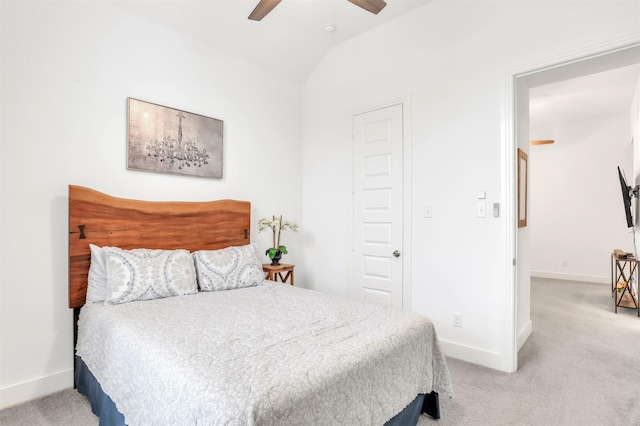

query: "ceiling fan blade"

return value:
[248, 0, 282, 21]
[347, 0, 387, 15]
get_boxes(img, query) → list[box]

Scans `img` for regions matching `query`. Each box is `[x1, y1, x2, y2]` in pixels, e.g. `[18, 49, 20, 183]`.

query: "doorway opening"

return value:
[507, 40, 640, 373]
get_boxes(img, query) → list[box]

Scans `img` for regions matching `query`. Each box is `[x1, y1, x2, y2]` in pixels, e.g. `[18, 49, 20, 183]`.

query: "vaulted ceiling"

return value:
[113, 1, 639, 123]
[113, 0, 431, 84]
[531, 64, 640, 126]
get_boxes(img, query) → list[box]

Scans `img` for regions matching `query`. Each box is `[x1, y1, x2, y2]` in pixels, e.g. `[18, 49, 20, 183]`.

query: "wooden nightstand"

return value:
[263, 264, 294, 286]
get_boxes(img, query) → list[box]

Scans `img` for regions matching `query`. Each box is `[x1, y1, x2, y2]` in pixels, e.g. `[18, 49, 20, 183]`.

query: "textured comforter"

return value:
[76, 281, 452, 425]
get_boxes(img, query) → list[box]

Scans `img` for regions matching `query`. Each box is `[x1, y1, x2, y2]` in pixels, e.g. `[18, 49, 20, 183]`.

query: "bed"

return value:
[69, 185, 453, 425]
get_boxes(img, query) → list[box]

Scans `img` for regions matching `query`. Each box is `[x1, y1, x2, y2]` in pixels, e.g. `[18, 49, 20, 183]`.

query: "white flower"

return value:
[258, 214, 299, 255]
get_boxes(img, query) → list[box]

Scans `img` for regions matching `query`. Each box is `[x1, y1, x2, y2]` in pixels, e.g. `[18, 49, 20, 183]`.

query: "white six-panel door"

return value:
[352, 103, 404, 307]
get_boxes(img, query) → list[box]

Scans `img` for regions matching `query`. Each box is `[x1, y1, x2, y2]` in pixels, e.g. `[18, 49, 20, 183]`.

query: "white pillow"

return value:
[86, 244, 109, 304]
[193, 244, 265, 291]
[104, 247, 198, 305]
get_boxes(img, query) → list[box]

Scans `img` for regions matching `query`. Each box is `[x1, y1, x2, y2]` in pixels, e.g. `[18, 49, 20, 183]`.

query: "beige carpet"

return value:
[421, 277, 640, 426]
[2, 278, 639, 425]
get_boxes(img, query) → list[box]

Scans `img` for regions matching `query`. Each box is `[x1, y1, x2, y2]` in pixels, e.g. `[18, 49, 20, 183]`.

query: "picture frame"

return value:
[127, 98, 223, 179]
[518, 148, 528, 228]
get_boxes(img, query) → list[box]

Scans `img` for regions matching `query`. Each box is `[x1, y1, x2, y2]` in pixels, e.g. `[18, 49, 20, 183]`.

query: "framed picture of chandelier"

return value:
[127, 98, 223, 179]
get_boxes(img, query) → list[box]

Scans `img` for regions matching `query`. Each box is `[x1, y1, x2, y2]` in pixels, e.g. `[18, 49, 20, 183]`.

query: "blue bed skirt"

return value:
[75, 357, 439, 425]
[75, 357, 125, 426]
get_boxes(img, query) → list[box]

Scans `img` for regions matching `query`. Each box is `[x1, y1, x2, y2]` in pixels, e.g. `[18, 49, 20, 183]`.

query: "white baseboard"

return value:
[517, 320, 532, 351]
[0, 369, 73, 410]
[531, 270, 608, 284]
[439, 339, 508, 372]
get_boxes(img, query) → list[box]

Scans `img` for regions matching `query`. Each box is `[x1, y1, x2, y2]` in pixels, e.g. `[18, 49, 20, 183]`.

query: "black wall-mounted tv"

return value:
[618, 166, 634, 228]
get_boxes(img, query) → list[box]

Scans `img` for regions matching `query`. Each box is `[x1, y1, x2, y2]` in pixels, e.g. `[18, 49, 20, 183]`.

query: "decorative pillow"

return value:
[86, 244, 109, 304]
[193, 244, 265, 291]
[104, 247, 198, 305]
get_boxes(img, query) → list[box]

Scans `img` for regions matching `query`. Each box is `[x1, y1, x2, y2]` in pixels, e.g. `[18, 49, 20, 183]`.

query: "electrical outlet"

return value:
[476, 202, 486, 218]
[562, 260, 568, 267]
[453, 313, 462, 328]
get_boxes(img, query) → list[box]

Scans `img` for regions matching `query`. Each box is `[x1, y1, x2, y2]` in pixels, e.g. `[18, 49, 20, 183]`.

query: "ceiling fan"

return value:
[248, 0, 387, 21]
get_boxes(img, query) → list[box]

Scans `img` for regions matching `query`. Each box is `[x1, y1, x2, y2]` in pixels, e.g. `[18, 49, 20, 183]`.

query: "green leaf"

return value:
[278, 245, 288, 254]
[266, 248, 277, 259]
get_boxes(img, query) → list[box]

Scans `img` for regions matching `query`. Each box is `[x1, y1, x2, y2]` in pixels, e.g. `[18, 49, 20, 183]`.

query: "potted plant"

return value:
[258, 215, 299, 265]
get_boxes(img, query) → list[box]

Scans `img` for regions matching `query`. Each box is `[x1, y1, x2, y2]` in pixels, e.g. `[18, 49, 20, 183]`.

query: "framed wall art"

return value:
[517, 148, 528, 228]
[127, 98, 223, 179]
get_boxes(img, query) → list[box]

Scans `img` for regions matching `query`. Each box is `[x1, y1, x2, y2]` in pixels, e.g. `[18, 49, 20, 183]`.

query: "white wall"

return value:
[302, 0, 640, 371]
[629, 73, 639, 298]
[633, 75, 640, 255]
[0, 1, 303, 408]
[529, 112, 635, 282]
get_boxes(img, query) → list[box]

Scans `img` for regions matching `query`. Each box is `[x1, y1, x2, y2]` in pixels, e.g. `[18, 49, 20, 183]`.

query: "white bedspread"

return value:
[76, 281, 452, 425]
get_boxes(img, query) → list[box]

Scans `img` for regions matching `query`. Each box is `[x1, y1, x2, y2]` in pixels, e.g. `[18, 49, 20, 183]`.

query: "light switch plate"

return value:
[477, 202, 486, 218]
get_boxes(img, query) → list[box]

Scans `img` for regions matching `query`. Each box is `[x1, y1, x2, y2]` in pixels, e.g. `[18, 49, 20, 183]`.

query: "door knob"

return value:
[393, 250, 401, 258]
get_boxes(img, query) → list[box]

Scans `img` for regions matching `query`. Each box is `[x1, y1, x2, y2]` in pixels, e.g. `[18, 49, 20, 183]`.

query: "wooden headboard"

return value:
[69, 185, 251, 309]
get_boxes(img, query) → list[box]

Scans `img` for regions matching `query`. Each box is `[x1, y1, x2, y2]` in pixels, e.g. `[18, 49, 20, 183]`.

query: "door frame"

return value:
[503, 35, 640, 373]
[349, 95, 413, 310]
